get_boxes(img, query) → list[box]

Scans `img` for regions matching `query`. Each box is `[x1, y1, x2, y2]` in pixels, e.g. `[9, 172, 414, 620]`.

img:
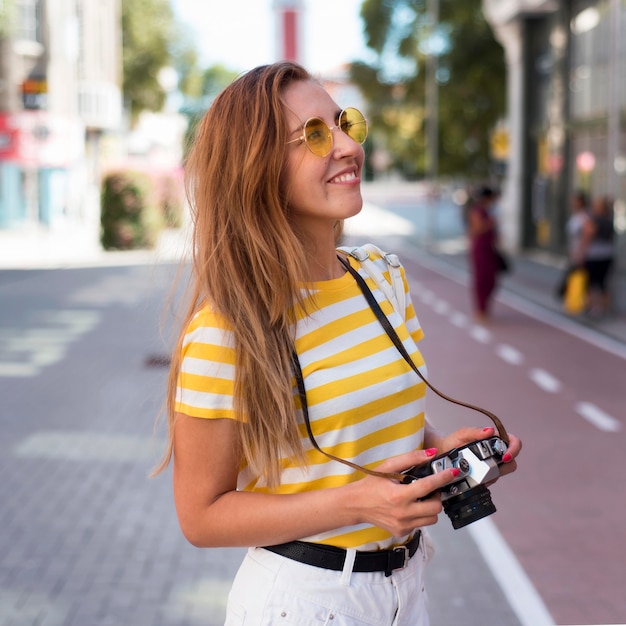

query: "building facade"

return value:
[484, 0, 625, 271]
[0, 0, 122, 230]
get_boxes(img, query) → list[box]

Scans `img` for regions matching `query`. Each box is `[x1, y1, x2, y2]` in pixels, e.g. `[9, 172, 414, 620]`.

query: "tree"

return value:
[177, 64, 239, 157]
[352, 0, 506, 180]
[121, 0, 177, 123]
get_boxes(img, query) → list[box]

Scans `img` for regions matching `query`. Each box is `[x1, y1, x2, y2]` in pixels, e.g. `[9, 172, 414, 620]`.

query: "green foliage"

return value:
[352, 0, 505, 180]
[121, 0, 175, 122]
[0, 0, 15, 36]
[169, 24, 204, 101]
[180, 64, 239, 159]
[159, 170, 185, 228]
[100, 170, 164, 250]
[201, 65, 239, 98]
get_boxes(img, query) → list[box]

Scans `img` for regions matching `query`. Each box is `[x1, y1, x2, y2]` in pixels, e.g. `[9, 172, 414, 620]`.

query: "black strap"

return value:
[291, 351, 406, 481]
[291, 254, 509, 483]
[264, 529, 421, 576]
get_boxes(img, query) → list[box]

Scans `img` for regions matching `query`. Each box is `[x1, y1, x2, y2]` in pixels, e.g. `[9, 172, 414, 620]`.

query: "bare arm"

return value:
[172, 413, 462, 548]
[468, 207, 493, 237]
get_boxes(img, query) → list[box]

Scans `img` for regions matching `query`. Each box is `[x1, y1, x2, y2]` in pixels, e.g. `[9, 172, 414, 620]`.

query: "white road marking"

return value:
[13, 431, 164, 461]
[529, 368, 562, 393]
[0, 310, 100, 378]
[496, 344, 524, 365]
[575, 402, 621, 432]
[344, 202, 417, 236]
[449, 311, 468, 328]
[469, 518, 555, 626]
[432, 299, 450, 315]
[470, 325, 492, 344]
[419, 289, 435, 304]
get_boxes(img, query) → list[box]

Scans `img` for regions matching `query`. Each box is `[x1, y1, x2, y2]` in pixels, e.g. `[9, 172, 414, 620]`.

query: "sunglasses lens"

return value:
[340, 108, 368, 144]
[304, 118, 332, 157]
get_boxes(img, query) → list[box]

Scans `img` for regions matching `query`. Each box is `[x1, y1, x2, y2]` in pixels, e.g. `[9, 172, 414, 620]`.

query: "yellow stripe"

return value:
[178, 371, 234, 395]
[296, 383, 424, 440]
[174, 402, 236, 420]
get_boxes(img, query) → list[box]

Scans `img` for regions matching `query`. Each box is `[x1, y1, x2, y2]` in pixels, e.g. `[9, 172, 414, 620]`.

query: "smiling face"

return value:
[282, 80, 365, 241]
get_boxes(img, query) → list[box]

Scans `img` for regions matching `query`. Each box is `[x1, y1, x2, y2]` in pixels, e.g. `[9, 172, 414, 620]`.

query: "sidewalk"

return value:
[1, 220, 625, 347]
[423, 236, 626, 349]
[0, 221, 189, 270]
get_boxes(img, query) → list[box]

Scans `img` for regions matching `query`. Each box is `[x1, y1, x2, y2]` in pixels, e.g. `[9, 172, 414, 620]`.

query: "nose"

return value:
[330, 126, 361, 158]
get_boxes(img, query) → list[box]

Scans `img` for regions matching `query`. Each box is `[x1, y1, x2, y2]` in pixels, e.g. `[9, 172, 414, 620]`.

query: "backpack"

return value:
[338, 244, 406, 321]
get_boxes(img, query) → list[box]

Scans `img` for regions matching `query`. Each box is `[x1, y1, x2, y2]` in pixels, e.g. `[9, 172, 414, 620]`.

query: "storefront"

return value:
[485, 0, 625, 268]
[0, 110, 84, 228]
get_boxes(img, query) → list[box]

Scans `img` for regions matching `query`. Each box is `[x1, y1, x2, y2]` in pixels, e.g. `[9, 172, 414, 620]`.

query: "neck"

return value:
[307, 246, 346, 281]
[311, 256, 346, 281]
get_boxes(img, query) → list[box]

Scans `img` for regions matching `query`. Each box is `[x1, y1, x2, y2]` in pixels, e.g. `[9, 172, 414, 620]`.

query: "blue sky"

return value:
[170, 0, 369, 74]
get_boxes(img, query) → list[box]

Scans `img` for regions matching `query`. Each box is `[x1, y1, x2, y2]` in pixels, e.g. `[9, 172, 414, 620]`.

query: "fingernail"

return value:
[502, 453, 513, 463]
[425, 448, 438, 457]
[482, 427, 495, 433]
[450, 468, 461, 478]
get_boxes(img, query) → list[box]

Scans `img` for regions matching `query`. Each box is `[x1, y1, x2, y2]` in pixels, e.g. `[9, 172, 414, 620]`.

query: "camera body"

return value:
[401, 436, 507, 529]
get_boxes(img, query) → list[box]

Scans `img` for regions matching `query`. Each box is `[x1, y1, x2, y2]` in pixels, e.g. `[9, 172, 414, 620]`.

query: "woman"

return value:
[581, 195, 616, 316]
[467, 186, 503, 322]
[156, 62, 521, 625]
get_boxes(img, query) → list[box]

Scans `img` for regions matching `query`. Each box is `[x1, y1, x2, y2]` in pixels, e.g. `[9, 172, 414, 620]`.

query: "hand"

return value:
[348, 448, 461, 537]
[434, 425, 521, 481]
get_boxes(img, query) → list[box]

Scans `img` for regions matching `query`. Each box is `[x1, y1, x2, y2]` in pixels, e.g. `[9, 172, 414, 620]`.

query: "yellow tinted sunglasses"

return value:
[286, 107, 368, 157]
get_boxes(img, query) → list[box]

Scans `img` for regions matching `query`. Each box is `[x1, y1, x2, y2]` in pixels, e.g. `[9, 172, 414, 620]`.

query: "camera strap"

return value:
[290, 254, 509, 483]
[291, 351, 407, 481]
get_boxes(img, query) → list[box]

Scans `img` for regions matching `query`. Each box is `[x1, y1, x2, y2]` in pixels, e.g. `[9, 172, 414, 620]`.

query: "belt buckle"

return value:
[393, 544, 410, 570]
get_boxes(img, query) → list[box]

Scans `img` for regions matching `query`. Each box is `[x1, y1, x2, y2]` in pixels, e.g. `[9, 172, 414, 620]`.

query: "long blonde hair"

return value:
[155, 62, 338, 486]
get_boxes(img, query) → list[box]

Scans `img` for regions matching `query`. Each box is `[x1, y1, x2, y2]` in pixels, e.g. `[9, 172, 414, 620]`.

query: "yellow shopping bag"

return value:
[563, 268, 588, 314]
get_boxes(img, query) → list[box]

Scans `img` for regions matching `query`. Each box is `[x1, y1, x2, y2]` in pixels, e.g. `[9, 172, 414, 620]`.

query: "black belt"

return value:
[262, 530, 421, 577]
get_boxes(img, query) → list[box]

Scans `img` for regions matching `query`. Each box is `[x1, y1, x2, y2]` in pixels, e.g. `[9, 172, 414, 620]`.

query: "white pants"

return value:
[224, 531, 434, 626]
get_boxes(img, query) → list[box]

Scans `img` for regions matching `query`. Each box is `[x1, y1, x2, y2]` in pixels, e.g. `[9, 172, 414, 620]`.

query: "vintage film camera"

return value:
[401, 437, 507, 530]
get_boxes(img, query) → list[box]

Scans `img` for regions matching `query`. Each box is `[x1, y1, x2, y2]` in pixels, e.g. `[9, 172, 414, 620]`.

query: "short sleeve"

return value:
[175, 306, 239, 420]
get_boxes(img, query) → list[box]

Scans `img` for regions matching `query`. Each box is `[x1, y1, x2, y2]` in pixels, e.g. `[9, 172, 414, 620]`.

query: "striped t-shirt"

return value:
[176, 251, 428, 550]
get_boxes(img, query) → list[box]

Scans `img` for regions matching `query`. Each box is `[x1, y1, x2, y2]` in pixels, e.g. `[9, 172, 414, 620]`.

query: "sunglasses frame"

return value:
[286, 107, 368, 157]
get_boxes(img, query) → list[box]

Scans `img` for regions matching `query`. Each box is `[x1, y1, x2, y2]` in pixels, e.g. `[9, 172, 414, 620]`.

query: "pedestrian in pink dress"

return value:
[467, 186, 500, 322]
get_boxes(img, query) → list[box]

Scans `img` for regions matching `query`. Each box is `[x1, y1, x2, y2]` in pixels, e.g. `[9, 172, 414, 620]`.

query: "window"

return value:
[15, 0, 42, 43]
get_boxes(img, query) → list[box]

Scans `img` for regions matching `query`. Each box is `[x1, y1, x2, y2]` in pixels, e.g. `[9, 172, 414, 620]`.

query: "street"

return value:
[0, 193, 624, 625]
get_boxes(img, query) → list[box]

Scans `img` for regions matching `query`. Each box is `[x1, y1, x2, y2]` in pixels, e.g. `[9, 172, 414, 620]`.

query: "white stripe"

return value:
[468, 517, 555, 626]
[449, 311, 469, 328]
[181, 356, 235, 378]
[176, 387, 233, 411]
[470, 325, 492, 344]
[575, 402, 621, 432]
[432, 299, 450, 315]
[529, 368, 561, 393]
[496, 344, 524, 365]
[344, 202, 416, 236]
[418, 289, 434, 304]
[0, 362, 39, 377]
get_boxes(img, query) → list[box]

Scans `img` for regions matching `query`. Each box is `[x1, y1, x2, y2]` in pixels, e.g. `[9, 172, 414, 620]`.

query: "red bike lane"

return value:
[393, 246, 626, 626]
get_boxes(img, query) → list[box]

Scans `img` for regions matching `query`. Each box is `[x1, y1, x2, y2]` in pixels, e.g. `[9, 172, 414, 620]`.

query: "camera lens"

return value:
[443, 484, 497, 529]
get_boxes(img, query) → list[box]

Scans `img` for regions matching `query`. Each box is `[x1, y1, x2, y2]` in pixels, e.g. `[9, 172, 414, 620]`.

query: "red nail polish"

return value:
[482, 427, 495, 433]
[450, 468, 461, 478]
[425, 448, 438, 457]
[502, 453, 513, 463]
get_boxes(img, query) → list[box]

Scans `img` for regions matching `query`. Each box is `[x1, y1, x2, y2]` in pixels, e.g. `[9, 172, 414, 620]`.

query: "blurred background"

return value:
[1, 2, 625, 626]
[0, 0, 624, 275]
